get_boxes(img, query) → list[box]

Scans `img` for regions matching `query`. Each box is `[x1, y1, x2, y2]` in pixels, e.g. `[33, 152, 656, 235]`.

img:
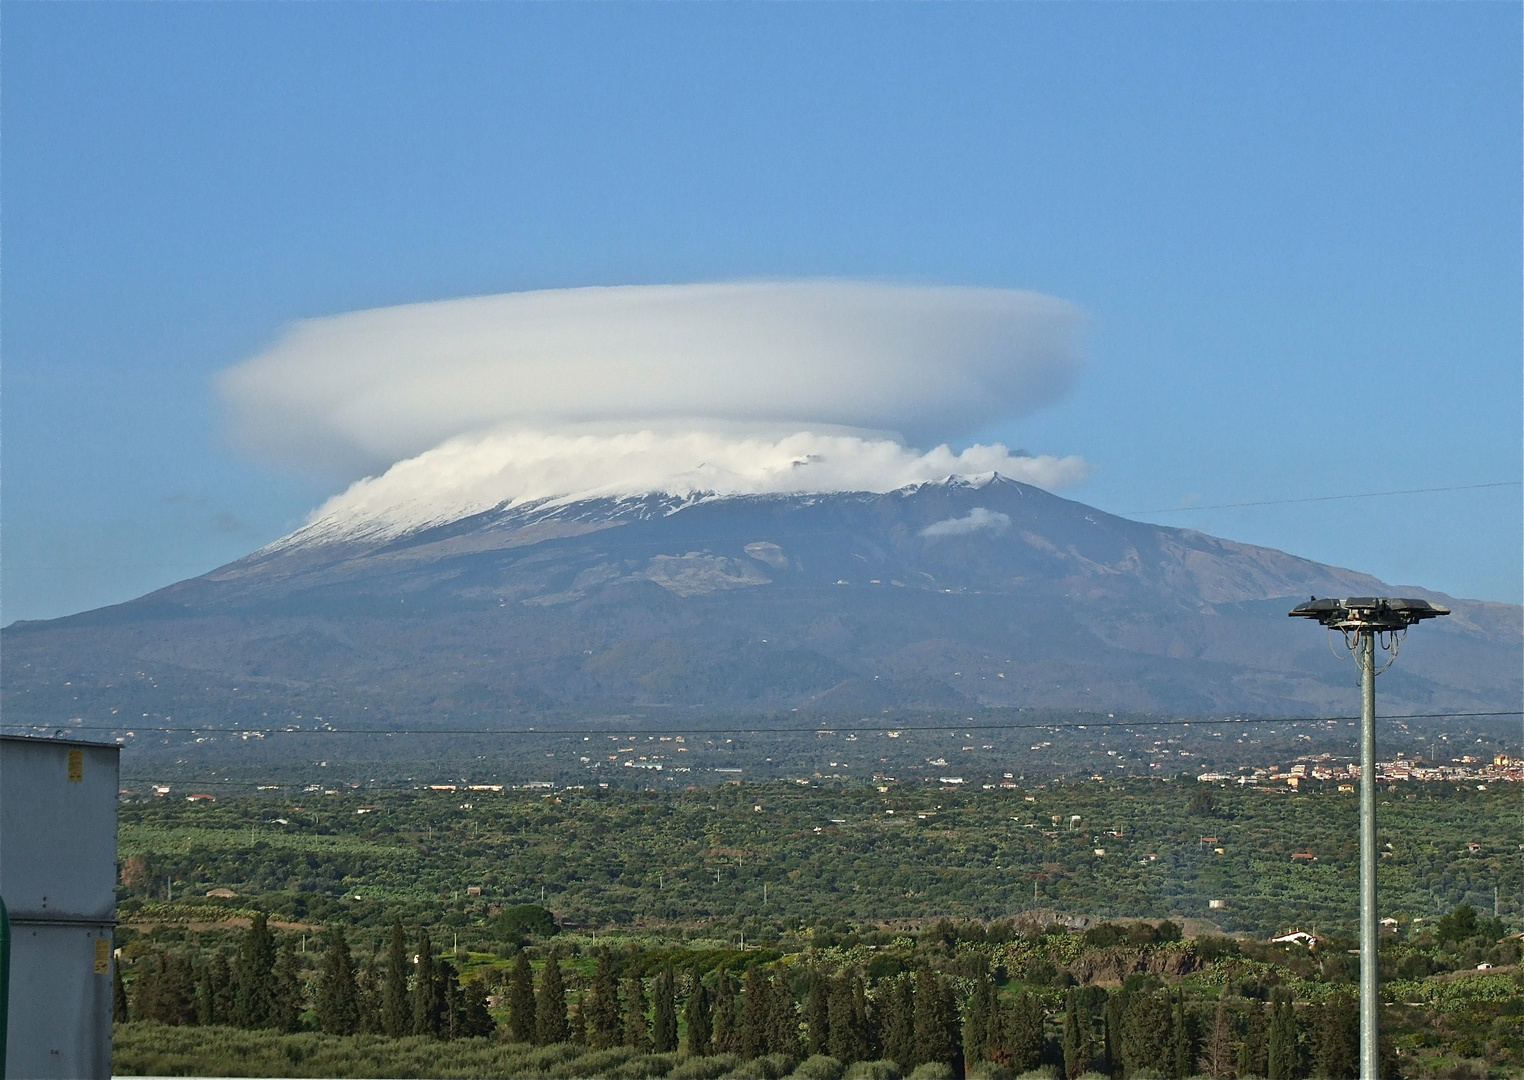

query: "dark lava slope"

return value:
[4, 477, 1519, 727]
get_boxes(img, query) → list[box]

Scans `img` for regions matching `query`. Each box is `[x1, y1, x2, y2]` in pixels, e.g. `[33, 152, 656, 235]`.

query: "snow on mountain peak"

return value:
[279, 426, 1088, 546]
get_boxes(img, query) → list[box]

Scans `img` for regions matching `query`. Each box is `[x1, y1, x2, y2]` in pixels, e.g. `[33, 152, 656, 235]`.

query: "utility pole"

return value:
[1291, 596, 1448, 1080]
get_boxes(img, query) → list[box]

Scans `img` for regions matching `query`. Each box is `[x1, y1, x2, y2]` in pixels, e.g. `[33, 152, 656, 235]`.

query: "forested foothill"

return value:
[112, 778, 1519, 1078]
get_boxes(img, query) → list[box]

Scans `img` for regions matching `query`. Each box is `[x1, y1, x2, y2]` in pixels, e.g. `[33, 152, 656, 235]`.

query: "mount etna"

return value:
[4, 476, 1518, 737]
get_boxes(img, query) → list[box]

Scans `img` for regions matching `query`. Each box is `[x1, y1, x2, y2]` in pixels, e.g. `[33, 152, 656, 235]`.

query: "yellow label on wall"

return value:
[94, 937, 110, 974]
[68, 748, 84, 782]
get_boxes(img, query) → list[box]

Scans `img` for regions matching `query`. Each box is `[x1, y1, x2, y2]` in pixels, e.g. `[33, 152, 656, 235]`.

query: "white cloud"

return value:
[920, 507, 1014, 538]
[219, 280, 1083, 476]
[292, 428, 1086, 542]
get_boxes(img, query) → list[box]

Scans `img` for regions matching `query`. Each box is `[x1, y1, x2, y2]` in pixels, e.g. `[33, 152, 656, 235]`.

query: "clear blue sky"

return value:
[4, 3, 1520, 623]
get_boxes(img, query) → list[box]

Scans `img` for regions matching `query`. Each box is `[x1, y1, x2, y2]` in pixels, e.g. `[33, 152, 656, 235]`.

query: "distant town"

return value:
[1197, 752, 1522, 788]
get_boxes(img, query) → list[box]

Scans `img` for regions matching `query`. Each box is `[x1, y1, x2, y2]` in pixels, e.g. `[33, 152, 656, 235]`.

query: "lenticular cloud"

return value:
[220, 280, 1091, 538]
[293, 426, 1088, 540]
[222, 281, 1082, 472]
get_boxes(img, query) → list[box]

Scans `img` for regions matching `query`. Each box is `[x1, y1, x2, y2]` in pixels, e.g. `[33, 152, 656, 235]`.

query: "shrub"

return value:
[505, 1041, 589, 1075]
[492, 904, 559, 941]
[669, 1053, 740, 1080]
[721, 1053, 795, 1080]
[611, 1053, 679, 1079]
[1193, 935, 1241, 962]
[843, 1062, 902, 1080]
[907, 1064, 954, 1080]
[1081, 923, 1126, 949]
[965, 1063, 1012, 1080]
[790, 1055, 845, 1080]
[550, 1047, 638, 1078]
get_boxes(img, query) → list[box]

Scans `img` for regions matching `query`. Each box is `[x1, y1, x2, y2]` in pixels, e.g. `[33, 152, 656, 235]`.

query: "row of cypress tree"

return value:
[1032, 982, 1365, 1080]
[316, 917, 496, 1038]
[122, 917, 1365, 1076]
[124, 912, 304, 1031]
[501, 949, 969, 1072]
[496, 956, 1363, 1080]
[122, 913, 495, 1041]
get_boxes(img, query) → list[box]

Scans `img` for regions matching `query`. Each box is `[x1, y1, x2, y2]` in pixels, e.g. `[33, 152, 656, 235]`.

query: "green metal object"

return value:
[1289, 595, 1449, 1079]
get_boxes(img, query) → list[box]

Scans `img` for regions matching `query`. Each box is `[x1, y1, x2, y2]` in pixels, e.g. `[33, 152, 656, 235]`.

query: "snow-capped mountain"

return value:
[4, 476, 1518, 727]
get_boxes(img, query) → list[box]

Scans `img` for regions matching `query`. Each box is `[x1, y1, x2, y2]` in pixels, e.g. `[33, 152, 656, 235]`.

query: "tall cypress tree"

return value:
[624, 970, 650, 1051]
[1206, 987, 1234, 1079]
[828, 974, 869, 1065]
[272, 938, 303, 1034]
[1267, 988, 1297, 1080]
[1063, 989, 1088, 1079]
[767, 972, 799, 1059]
[962, 970, 996, 1066]
[213, 952, 235, 1024]
[1171, 989, 1195, 1079]
[684, 976, 713, 1056]
[882, 975, 916, 1071]
[652, 964, 679, 1053]
[712, 967, 739, 1055]
[536, 954, 569, 1045]
[439, 960, 463, 1041]
[1237, 999, 1268, 1080]
[232, 912, 278, 1028]
[911, 969, 957, 1068]
[1121, 992, 1173, 1078]
[508, 952, 537, 1043]
[1007, 990, 1047, 1075]
[1102, 990, 1128, 1079]
[462, 978, 497, 1038]
[588, 948, 623, 1049]
[382, 918, 410, 1037]
[132, 952, 164, 1024]
[805, 970, 830, 1055]
[1315, 991, 1358, 1080]
[855, 977, 879, 1062]
[412, 932, 440, 1037]
[740, 966, 769, 1060]
[137, 951, 198, 1026]
[316, 927, 360, 1034]
[193, 960, 213, 1027]
[356, 954, 383, 1034]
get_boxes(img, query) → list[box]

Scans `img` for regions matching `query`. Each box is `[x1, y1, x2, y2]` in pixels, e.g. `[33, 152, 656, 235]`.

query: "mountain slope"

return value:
[4, 477, 1519, 726]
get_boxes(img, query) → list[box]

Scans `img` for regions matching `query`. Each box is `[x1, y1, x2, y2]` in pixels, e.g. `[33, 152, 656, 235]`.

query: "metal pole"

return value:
[1359, 629, 1379, 1079]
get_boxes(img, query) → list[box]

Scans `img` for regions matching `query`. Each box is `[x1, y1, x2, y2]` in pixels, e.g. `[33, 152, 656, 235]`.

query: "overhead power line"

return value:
[1125, 480, 1521, 516]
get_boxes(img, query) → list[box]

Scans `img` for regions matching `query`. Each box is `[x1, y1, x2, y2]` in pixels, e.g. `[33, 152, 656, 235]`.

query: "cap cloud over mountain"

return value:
[219, 281, 1086, 478]
[9, 283, 1516, 734]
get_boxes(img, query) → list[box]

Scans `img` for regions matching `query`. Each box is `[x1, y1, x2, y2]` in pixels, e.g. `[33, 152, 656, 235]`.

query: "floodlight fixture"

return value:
[1288, 596, 1450, 633]
[1289, 595, 1448, 1079]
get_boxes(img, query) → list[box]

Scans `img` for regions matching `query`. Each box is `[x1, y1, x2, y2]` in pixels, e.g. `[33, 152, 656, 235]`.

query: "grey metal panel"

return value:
[4, 920, 114, 1080]
[0, 737, 120, 920]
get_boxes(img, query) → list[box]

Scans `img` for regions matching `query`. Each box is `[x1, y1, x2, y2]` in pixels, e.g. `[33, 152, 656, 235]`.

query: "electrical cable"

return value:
[1124, 480, 1521, 516]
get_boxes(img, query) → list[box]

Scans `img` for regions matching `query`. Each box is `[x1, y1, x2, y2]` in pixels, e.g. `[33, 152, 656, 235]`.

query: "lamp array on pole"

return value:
[1289, 596, 1448, 1080]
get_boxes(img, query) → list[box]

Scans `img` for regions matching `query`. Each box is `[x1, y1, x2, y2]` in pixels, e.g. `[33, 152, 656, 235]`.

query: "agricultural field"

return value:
[117, 778, 1517, 937]
[110, 778, 1520, 1078]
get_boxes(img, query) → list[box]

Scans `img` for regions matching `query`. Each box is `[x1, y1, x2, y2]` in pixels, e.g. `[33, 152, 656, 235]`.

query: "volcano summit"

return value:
[4, 475, 1518, 730]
